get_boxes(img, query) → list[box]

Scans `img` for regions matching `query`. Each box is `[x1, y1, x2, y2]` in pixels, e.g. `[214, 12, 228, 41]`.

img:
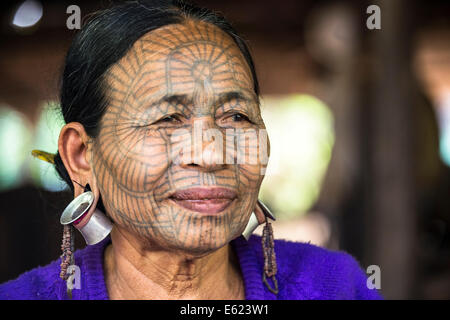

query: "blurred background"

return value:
[0, 0, 449, 299]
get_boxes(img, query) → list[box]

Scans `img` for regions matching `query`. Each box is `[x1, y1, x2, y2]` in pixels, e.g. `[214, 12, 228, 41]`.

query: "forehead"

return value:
[106, 20, 256, 106]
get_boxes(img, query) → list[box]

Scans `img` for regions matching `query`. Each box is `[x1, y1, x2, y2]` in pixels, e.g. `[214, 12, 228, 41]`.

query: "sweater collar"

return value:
[77, 235, 268, 300]
[231, 236, 267, 299]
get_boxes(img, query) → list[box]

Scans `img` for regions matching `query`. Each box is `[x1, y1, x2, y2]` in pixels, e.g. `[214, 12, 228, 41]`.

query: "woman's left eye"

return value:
[230, 113, 250, 122]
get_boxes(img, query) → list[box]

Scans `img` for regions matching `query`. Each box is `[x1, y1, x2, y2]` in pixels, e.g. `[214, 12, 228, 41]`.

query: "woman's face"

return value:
[91, 20, 268, 254]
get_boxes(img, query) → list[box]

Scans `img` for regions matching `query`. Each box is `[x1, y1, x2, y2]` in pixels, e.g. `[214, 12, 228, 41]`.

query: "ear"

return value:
[57, 122, 93, 198]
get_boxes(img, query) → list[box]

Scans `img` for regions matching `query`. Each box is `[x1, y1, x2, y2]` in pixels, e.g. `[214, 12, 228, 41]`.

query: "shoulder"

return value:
[246, 236, 383, 299]
[273, 237, 362, 275]
[0, 258, 63, 300]
[0, 238, 107, 300]
[274, 238, 383, 299]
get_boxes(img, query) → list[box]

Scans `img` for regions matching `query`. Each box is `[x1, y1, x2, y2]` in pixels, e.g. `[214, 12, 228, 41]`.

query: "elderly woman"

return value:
[0, 0, 381, 300]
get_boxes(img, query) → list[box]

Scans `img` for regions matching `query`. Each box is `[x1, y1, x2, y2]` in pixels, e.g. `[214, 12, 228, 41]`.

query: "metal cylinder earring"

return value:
[60, 183, 113, 246]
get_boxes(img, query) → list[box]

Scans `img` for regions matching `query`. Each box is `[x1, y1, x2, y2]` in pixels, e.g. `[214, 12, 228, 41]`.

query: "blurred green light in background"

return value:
[438, 96, 450, 167]
[29, 102, 67, 191]
[0, 106, 32, 191]
[259, 94, 335, 220]
[441, 129, 450, 166]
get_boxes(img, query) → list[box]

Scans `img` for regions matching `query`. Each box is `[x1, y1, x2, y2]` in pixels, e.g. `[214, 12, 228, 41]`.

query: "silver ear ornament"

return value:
[60, 191, 113, 245]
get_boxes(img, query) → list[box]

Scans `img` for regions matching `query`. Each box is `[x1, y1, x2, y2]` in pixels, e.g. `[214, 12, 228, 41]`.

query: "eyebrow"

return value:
[157, 91, 254, 107]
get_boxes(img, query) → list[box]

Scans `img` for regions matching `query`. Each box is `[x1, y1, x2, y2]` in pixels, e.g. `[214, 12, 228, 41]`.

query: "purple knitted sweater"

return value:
[0, 235, 382, 300]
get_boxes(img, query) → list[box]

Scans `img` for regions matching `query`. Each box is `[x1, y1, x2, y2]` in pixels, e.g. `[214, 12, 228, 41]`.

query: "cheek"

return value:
[236, 164, 264, 194]
[94, 127, 171, 194]
[234, 129, 268, 191]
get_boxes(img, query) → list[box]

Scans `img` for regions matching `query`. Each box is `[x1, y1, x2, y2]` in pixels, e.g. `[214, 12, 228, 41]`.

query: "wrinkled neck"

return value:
[103, 227, 244, 300]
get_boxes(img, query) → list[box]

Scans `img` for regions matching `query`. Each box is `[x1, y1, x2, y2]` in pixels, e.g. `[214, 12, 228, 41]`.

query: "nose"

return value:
[178, 117, 226, 172]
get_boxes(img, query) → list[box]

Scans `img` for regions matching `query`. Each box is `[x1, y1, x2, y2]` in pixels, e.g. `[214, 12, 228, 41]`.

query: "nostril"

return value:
[180, 160, 225, 171]
[188, 163, 200, 167]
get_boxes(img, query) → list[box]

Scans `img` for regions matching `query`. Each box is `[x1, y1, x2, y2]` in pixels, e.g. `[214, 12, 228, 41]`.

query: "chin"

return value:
[167, 230, 233, 256]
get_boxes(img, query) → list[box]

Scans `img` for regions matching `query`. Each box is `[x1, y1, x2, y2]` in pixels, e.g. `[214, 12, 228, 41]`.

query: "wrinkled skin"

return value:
[92, 20, 268, 255]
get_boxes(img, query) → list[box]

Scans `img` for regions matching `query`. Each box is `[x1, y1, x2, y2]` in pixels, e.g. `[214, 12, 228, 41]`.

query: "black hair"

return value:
[54, 0, 259, 192]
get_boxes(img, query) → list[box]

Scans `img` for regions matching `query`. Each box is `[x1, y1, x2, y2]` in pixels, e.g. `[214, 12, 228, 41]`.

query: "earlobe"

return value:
[255, 200, 276, 221]
[253, 200, 276, 225]
[72, 182, 100, 229]
[241, 200, 276, 240]
[253, 202, 267, 225]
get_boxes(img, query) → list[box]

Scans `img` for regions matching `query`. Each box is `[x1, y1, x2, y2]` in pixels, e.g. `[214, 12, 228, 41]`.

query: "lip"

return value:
[169, 187, 237, 214]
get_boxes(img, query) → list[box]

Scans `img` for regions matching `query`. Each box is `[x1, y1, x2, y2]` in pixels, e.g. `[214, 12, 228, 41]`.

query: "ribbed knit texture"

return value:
[0, 235, 382, 300]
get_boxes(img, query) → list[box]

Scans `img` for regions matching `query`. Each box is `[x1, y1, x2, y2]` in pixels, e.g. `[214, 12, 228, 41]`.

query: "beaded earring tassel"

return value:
[32, 150, 77, 298]
[60, 224, 75, 299]
[59, 181, 87, 299]
[261, 216, 278, 295]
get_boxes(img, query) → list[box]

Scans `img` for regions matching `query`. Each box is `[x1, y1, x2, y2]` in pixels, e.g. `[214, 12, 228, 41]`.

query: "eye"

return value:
[156, 114, 181, 124]
[230, 113, 251, 122]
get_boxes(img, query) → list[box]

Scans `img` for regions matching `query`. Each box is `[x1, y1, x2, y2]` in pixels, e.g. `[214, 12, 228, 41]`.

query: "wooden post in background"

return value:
[367, 0, 417, 299]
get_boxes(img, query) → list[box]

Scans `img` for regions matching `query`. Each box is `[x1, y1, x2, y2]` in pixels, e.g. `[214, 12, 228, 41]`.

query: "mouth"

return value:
[169, 187, 237, 214]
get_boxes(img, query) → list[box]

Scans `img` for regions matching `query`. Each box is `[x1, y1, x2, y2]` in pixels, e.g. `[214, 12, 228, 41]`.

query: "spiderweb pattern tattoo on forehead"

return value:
[90, 20, 267, 253]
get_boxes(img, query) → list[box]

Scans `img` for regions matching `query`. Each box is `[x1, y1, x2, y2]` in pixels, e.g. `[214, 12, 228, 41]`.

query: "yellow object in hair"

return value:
[31, 149, 55, 164]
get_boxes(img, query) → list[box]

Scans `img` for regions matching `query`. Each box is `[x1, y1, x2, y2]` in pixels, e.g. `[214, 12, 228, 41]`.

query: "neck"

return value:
[103, 227, 245, 300]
